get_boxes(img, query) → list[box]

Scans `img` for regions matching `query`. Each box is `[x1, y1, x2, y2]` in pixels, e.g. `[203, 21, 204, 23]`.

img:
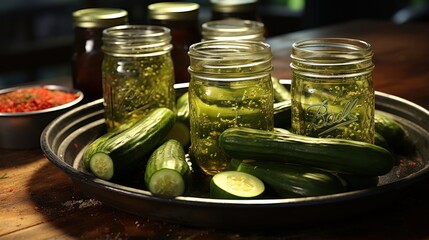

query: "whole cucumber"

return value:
[88, 108, 176, 179]
[231, 159, 346, 197]
[219, 127, 395, 176]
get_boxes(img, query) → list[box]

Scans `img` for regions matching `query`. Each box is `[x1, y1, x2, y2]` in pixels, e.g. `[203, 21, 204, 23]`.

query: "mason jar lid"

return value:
[73, 8, 128, 28]
[202, 19, 265, 41]
[148, 2, 199, 21]
[210, 0, 258, 13]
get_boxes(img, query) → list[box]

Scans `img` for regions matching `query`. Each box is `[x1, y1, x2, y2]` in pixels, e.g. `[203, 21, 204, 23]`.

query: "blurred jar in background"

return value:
[210, 0, 261, 21]
[102, 25, 176, 131]
[201, 18, 265, 41]
[72, 8, 128, 102]
[148, 2, 201, 83]
[201, 18, 290, 103]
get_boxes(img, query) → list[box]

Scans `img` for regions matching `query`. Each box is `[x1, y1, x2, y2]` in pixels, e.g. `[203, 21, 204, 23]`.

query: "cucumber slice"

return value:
[89, 152, 114, 180]
[210, 171, 265, 199]
[147, 169, 185, 197]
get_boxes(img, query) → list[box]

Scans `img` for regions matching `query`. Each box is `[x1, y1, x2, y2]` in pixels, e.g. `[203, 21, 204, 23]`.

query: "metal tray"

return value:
[41, 81, 429, 230]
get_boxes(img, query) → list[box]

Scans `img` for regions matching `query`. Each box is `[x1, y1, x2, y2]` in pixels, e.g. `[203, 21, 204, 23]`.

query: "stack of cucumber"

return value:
[82, 81, 409, 200]
[82, 107, 192, 198]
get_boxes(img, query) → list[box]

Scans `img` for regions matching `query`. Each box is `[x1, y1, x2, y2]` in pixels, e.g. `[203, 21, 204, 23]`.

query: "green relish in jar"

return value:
[102, 25, 175, 131]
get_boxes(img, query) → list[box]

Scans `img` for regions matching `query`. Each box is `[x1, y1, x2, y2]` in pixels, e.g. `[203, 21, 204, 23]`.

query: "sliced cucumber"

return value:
[147, 169, 186, 197]
[144, 139, 191, 198]
[89, 152, 114, 180]
[210, 171, 265, 199]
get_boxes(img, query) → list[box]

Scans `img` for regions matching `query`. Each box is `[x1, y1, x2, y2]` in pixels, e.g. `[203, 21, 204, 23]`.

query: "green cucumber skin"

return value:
[235, 160, 346, 197]
[219, 127, 395, 176]
[272, 77, 291, 102]
[82, 117, 139, 171]
[144, 139, 191, 187]
[375, 111, 405, 146]
[374, 111, 414, 154]
[176, 92, 190, 127]
[93, 108, 175, 178]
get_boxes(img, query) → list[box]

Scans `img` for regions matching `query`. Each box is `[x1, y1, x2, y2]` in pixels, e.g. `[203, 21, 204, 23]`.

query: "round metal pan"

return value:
[40, 81, 429, 230]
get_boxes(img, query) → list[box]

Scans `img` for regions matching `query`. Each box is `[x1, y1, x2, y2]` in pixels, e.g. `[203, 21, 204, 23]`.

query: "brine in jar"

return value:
[290, 38, 375, 143]
[188, 40, 274, 175]
[102, 25, 175, 131]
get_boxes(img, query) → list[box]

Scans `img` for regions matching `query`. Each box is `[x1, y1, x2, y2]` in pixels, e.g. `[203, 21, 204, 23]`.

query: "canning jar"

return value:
[148, 2, 201, 83]
[72, 8, 128, 102]
[201, 18, 265, 41]
[102, 25, 176, 131]
[290, 38, 375, 143]
[188, 40, 274, 175]
[210, 0, 261, 21]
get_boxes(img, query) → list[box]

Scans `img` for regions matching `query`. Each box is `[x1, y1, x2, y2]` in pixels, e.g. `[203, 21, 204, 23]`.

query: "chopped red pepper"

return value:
[0, 87, 79, 113]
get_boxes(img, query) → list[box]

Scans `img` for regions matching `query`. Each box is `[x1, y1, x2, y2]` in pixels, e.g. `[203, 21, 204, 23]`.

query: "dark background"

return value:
[0, 0, 428, 88]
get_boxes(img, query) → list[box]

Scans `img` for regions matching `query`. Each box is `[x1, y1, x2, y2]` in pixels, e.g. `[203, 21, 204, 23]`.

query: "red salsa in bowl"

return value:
[0, 86, 80, 113]
[0, 85, 83, 149]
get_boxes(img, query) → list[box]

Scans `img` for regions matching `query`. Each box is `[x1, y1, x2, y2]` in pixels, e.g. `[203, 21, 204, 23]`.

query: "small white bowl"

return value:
[0, 85, 84, 149]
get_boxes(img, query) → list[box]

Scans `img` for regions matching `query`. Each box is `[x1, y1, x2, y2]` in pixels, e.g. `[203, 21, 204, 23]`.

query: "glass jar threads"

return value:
[201, 18, 265, 41]
[188, 40, 274, 175]
[72, 8, 128, 102]
[290, 38, 375, 143]
[102, 25, 176, 131]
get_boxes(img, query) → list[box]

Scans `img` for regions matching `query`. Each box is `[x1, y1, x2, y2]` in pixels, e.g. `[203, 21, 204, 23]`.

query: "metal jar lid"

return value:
[210, 0, 258, 13]
[73, 8, 128, 28]
[148, 2, 200, 21]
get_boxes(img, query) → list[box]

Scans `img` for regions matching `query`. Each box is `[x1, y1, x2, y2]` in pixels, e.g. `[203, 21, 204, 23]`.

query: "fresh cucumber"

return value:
[176, 91, 190, 126]
[231, 159, 346, 197]
[375, 110, 413, 154]
[87, 108, 175, 180]
[374, 131, 389, 150]
[82, 117, 139, 171]
[163, 121, 191, 148]
[210, 171, 265, 199]
[144, 139, 191, 197]
[89, 152, 114, 180]
[219, 127, 395, 176]
[162, 92, 191, 148]
[272, 76, 291, 102]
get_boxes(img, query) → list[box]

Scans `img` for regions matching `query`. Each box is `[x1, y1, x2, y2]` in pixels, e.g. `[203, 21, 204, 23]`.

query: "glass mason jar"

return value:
[290, 38, 375, 143]
[201, 18, 265, 41]
[188, 40, 274, 175]
[72, 8, 128, 103]
[210, 0, 261, 21]
[102, 25, 176, 131]
[148, 2, 201, 83]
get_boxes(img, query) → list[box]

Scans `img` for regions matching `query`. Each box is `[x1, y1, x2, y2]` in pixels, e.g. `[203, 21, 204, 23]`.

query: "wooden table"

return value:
[1, 20, 429, 239]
